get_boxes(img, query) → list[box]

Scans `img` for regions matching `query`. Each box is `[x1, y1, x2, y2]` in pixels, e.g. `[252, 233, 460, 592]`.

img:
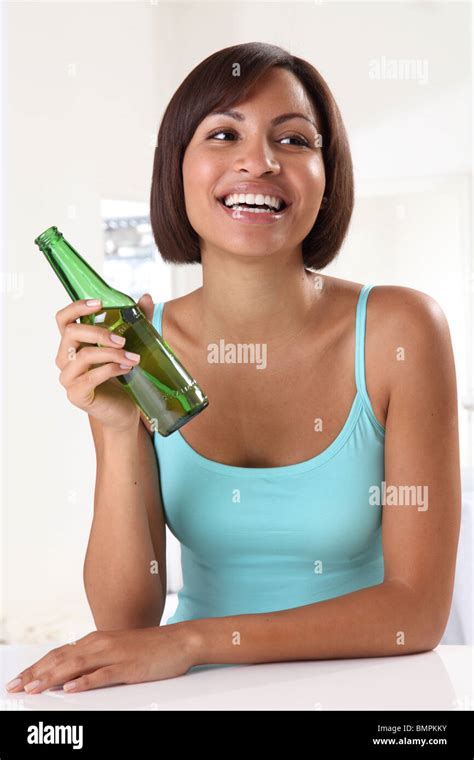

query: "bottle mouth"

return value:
[34, 226, 63, 249]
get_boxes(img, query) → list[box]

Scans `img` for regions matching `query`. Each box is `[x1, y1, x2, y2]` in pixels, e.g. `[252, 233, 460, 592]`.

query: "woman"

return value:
[6, 42, 461, 694]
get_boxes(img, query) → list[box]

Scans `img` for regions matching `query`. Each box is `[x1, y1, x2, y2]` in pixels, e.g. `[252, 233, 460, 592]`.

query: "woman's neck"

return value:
[194, 253, 328, 348]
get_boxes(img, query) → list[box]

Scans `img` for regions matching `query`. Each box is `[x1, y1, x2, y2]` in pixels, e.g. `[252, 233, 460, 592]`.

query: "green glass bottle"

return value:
[34, 226, 209, 436]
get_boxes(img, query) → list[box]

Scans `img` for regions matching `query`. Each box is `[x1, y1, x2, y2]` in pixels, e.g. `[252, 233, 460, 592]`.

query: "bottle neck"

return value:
[35, 227, 135, 307]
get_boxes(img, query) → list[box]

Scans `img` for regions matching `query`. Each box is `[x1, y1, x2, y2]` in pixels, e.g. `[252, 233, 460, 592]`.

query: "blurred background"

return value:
[1, 0, 472, 645]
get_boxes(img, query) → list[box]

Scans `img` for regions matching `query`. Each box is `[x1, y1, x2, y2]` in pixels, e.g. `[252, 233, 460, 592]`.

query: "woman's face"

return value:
[182, 67, 326, 260]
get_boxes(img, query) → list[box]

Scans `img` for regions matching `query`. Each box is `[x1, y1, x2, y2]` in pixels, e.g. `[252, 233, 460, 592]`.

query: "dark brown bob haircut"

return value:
[150, 41, 354, 270]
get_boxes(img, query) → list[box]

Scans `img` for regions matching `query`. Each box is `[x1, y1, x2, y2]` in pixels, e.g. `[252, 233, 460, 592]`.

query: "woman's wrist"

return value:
[171, 620, 206, 669]
[99, 417, 140, 442]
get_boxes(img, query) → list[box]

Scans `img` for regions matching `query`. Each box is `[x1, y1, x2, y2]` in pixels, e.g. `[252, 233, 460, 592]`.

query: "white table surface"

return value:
[0, 644, 472, 711]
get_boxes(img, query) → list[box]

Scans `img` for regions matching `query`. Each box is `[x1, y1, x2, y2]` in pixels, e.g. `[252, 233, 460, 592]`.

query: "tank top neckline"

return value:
[153, 283, 385, 478]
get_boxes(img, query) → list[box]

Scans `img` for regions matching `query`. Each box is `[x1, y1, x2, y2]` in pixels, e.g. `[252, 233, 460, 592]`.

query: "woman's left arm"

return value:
[5, 289, 462, 692]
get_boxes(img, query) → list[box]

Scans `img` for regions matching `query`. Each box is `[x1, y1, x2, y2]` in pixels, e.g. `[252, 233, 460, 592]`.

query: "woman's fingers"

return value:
[55, 296, 154, 374]
[59, 665, 121, 693]
[5, 633, 103, 694]
[18, 664, 98, 694]
[59, 345, 140, 387]
[5, 627, 195, 694]
[8, 664, 121, 695]
[55, 322, 127, 371]
[59, 345, 141, 411]
[137, 292, 154, 322]
[55, 298, 118, 371]
[65, 362, 137, 410]
[55, 298, 103, 337]
[55, 299, 104, 370]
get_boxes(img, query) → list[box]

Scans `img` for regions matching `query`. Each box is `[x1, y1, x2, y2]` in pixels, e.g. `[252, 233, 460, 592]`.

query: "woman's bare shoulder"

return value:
[322, 274, 445, 325]
[362, 282, 449, 341]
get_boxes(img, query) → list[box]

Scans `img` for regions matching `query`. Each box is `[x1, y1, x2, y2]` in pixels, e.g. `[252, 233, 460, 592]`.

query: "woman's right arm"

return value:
[84, 414, 167, 630]
[54, 295, 166, 631]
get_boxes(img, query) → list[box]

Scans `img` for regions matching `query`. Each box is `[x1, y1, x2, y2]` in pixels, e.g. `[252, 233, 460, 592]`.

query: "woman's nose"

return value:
[231, 138, 280, 175]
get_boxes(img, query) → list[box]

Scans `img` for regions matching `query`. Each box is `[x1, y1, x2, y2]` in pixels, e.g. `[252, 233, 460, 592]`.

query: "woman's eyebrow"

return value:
[208, 109, 318, 130]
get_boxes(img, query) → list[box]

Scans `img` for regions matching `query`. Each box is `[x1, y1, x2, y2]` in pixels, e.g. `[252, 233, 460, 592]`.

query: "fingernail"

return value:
[24, 679, 42, 692]
[125, 351, 140, 362]
[86, 299, 101, 307]
[63, 681, 77, 691]
[6, 678, 22, 690]
[110, 334, 126, 345]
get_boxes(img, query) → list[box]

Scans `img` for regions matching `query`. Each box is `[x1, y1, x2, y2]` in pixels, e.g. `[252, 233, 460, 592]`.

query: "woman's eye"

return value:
[208, 129, 237, 141]
[280, 135, 309, 147]
[207, 130, 309, 147]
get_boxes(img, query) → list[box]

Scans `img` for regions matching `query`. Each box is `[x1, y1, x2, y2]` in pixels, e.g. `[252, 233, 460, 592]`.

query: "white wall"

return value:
[3, 0, 167, 642]
[2, 0, 471, 643]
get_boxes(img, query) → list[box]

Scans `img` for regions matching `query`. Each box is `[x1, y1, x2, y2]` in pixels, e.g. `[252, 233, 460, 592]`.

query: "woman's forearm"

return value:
[183, 579, 442, 667]
[83, 418, 164, 630]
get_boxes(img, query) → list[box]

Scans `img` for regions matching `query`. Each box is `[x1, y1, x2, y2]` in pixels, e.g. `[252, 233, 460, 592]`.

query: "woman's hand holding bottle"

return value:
[55, 293, 155, 433]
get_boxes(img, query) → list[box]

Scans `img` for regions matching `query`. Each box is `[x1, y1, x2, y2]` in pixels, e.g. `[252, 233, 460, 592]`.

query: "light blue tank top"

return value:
[152, 284, 385, 625]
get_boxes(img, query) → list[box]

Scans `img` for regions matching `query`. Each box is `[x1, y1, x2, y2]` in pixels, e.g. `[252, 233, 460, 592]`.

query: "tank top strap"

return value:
[354, 285, 385, 434]
[153, 301, 164, 334]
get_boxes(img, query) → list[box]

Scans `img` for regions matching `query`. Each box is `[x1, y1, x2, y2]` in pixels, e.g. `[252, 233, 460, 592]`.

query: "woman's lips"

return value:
[216, 198, 291, 225]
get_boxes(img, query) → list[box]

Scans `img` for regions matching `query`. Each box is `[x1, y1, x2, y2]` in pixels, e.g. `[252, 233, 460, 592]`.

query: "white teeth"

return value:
[226, 206, 274, 214]
[222, 193, 284, 210]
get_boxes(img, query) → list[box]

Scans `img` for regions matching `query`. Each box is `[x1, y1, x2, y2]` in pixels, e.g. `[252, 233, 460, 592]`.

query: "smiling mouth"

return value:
[217, 197, 290, 214]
